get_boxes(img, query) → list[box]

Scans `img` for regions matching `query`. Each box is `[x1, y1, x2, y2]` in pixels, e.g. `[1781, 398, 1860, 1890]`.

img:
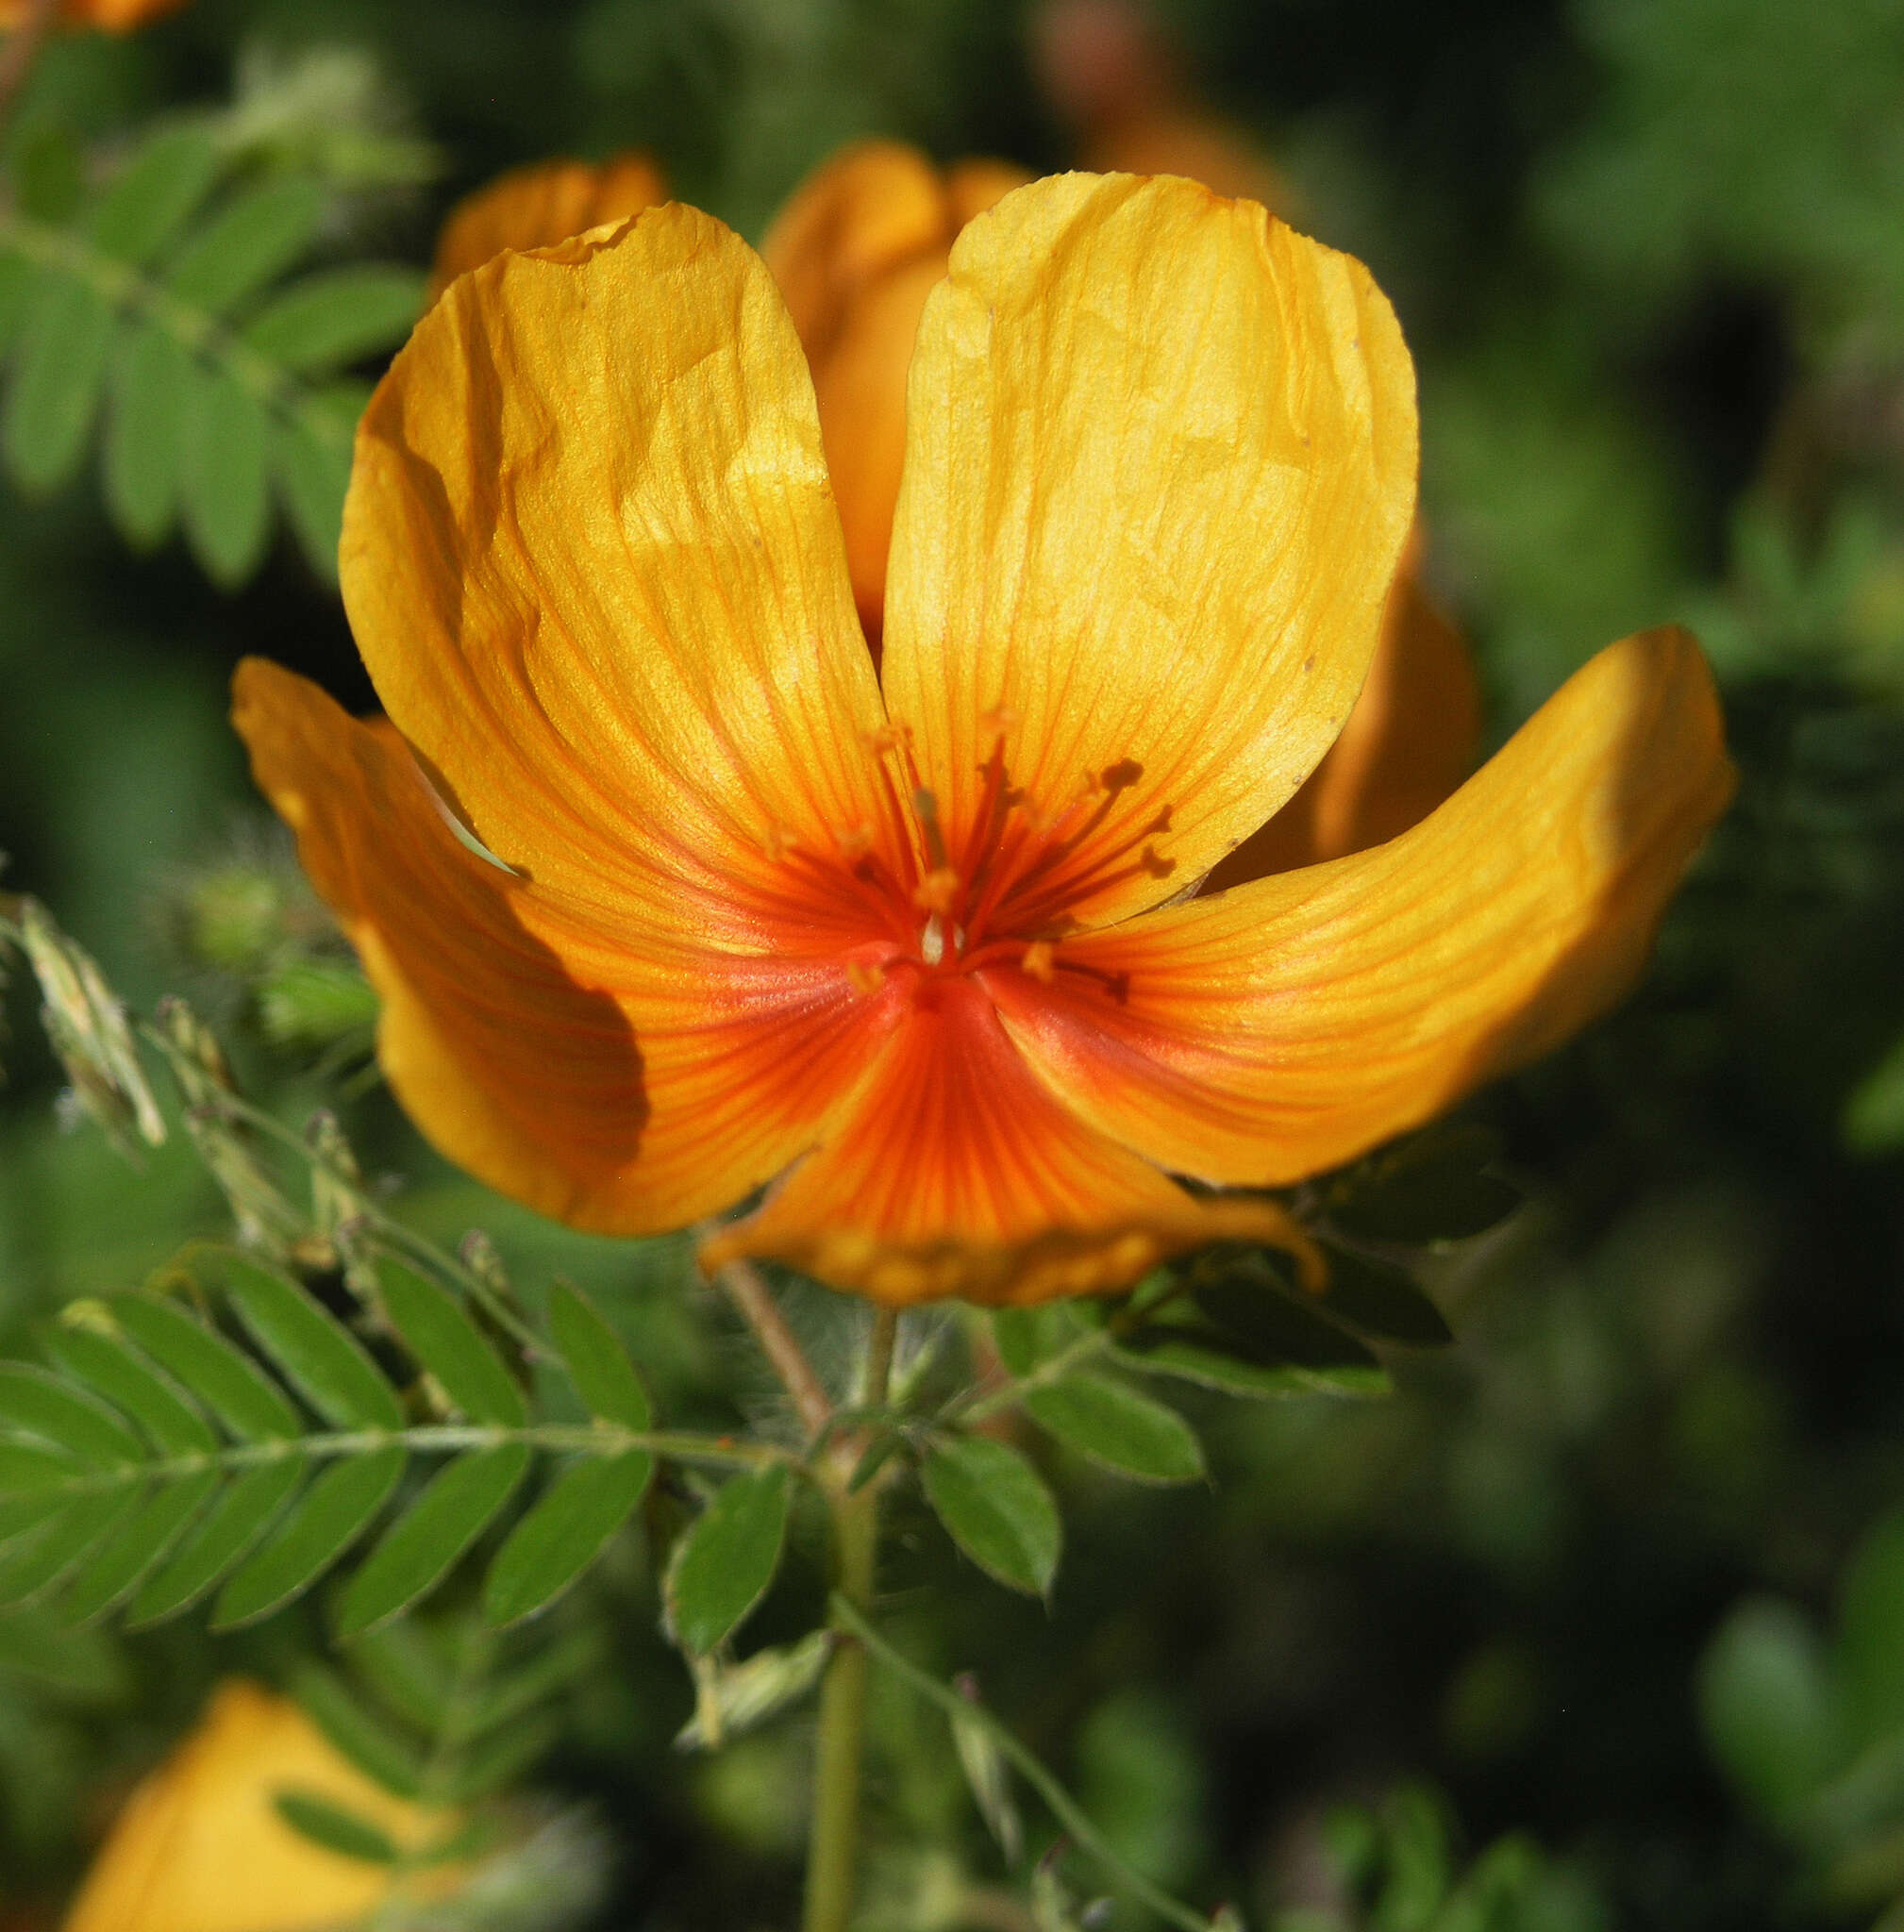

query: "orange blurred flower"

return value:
[61, 1680, 463, 1932]
[429, 151, 668, 302]
[235, 175, 1732, 1307]
[0, 0, 187, 31]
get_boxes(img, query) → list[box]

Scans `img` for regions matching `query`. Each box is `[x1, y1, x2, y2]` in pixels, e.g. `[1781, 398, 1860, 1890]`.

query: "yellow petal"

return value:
[343, 203, 894, 935]
[880, 172, 1418, 930]
[701, 972, 1315, 1307]
[985, 626, 1734, 1185]
[60, 1680, 460, 1932]
[1202, 534, 1480, 885]
[761, 142, 1030, 641]
[234, 661, 906, 1237]
[428, 151, 668, 300]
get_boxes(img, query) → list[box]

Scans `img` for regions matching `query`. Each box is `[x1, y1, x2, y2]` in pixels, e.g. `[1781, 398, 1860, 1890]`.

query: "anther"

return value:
[861, 723, 912, 757]
[846, 959, 887, 996]
[834, 823, 874, 859]
[912, 867, 960, 916]
[919, 915, 946, 967]
[1021, 940, 1056, 984]
[761, 824, 794, 861]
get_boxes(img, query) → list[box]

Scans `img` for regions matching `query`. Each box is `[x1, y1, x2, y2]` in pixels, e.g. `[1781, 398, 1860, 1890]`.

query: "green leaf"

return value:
[180, 363, 271, 587]
[42, 1324, 215, 1455]
[2, 272, 113, 495]
[164, 177, 327, 315]
[0, 251, 30, 357]
[0, 1488, 75, 1542]
[223, 1257, 404, 1432]
[1309, 1246, 1455, 1348]
[336, 1445, 531, 1638]
[273, 1789, 398, 1864]
[663, 1465, 793, 1657]
[546, 1282, 651, 1430]
[440, 1710, 563, 1802]
[111, 1292, 301, 1441]
[922, 1437, 1061, 1598]
[59, 1473, 218, 1624]
[1123, 1336, 1391, 1401]
[451, 1627, 606, 1743]
[0, 1442, 89, 1497]
[0, 1363, 144, 1466]
[0, 1490, 143, 1607]
[1330, 1124, 1522, 1244]
[1698, 1597, 1838, 1820]
[14, 125, 83, 224]
[291, 1661, 426, 1797]
[127, 1457, 307, 1626]
[103, 324, 189, 548]
[1839, 1507, 1904, 1747]
[241, 266, 424, 373]
[674, 1631, 831, 1750]
[342, 1618, 456, 1734]
[1846, 1028, 1904, 1156]
[86, 126, 223, 268]
[376, 1260, 525, 1427]
[271, 414, 350, 581]
[212, 1446, 405, 1629]
[1194, 1274, 1389, 1385]
[1021, 1374, 1205, 1484]
[991, 1306, 1077, 1376]
[483, 1453, 652, 1627]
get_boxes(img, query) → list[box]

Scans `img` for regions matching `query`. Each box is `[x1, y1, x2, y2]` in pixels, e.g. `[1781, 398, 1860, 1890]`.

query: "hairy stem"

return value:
[828, 1593, 1225, 1932]
[803, 1315, 895, 1932]
[713, 1254, 834, 1442]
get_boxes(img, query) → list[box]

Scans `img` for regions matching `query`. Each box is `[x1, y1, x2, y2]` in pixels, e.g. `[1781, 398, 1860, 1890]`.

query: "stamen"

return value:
[912, 787, 949, 873]
[1021, 940, 1056, 983]
[912, 867, 960, 915]
[845, 959, 887, 996]
[920, 914, 946, 967]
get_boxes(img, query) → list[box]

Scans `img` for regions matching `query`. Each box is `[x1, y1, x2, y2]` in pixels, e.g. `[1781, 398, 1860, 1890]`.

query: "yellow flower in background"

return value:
[60, 1680, 462, 1932]
[428, 151, 668, 302]
[234, 173, 1733, 1307]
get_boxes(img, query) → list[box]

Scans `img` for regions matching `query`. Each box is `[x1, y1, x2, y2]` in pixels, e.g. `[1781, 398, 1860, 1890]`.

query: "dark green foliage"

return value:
[0, 126, 423, 586]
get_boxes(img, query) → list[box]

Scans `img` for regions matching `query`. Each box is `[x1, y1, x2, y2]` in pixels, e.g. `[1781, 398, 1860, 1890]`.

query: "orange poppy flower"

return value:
[61, 1680, 462, 1932]
[234, 174, 1733, 1307]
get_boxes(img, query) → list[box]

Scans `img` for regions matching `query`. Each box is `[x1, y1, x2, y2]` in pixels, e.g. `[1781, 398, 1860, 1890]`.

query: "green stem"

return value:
[827, 1593, 1223, 1932]
[802, 1311, 896, 1932]
[5, 1420, 794, 1503]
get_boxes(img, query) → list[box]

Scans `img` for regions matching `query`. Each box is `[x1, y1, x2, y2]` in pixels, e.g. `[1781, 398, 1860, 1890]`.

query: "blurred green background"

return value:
[7, 1, 1904, 1928]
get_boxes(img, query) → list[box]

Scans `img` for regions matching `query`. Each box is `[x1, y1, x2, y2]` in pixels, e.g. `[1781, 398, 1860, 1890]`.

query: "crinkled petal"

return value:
[427, 152, 667, 299]
[761, 142, 1029, 641]
[985, 627, 1734, 1185]
[701, 973, 1316, 1307]
[1202, 540, 1480, 885]
[880, 172, 1417, 928]
[343, 203, 898, 943]
[233, 661, 902, 1236]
